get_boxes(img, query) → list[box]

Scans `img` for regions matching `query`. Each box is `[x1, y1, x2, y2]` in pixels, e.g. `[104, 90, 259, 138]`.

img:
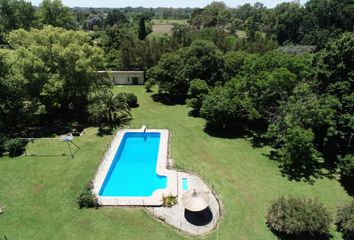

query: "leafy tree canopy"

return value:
[7, 26, 105, 115]
[37, 0, 74, 29]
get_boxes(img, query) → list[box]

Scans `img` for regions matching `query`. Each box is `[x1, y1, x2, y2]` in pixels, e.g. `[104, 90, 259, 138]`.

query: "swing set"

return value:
[21, 134, 80, 159]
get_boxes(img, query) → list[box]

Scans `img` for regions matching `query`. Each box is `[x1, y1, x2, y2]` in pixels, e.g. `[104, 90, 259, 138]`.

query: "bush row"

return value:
[266, 197, 354, 239]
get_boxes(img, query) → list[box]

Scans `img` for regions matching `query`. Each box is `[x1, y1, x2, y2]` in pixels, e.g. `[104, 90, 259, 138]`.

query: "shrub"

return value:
[266, 197, 332, 237]
[4, 138, 26, 157]
[77, 182, 99, 209]
[144, 79, 155, 92]
[336, 202, 354, 239]
[339, 155, 354, 178]
[87, 88, 131, 128]
[123, 93, 138, 108]
[162, 195, 177, 208]
[117, 92, 138, 108]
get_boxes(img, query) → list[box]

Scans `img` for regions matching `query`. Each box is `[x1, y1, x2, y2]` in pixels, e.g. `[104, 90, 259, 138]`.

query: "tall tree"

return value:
[148, 40, 224, 97]
[86, 14, 104, 31]
[273, 2, 304, 45]
[315, 32, 354, 158]
[138, 17, 147, 40]
[7, 26, 105, 114]
[0, 53, 27, 134]
[105, 9, 128, 27]
[0, 0, 35, 42]
[37, 0, 74, 29]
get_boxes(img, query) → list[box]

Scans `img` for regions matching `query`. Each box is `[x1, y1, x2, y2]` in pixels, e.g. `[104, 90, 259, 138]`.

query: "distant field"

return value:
[147, 31, 171, 39]
[151, 19, 188, 34]
[151, 19, 189, 25]
[152, 24, 174, 34]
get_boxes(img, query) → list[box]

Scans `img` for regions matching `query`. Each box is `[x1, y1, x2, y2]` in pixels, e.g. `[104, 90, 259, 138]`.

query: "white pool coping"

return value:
[92, 129, 177, 206]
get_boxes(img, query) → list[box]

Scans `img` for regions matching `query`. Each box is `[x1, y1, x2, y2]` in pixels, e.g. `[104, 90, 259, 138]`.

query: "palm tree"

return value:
[87, 88, 131, 128]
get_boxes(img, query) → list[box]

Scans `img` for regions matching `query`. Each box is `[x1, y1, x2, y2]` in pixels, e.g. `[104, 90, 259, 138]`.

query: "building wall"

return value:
[112, 72, 144, 85]
[99, 71, 145, 85]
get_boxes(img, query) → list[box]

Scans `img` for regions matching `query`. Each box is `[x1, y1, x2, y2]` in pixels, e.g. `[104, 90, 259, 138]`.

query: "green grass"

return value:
[147, 31, 171, 39]
[0, 86, 352, 239]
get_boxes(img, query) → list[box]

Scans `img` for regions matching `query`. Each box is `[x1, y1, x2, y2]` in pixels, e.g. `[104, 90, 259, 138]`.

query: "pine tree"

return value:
[138, 17, 147, 40]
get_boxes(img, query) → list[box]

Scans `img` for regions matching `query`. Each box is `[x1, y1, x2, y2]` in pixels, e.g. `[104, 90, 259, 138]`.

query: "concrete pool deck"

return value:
[92, 129, 177, 206]
[146, 171, 221, 236]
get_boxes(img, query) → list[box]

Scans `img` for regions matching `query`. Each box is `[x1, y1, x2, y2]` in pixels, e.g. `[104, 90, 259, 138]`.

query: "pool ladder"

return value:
[141, 125, 147, 132]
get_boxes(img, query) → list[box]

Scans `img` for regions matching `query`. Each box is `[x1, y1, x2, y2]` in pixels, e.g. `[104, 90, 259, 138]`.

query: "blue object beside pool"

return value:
[182, 178, 188, 190]
[99, 132, 167, 197]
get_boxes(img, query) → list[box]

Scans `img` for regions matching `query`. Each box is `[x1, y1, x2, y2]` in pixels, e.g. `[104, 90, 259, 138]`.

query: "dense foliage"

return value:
[189, 0, 354, 49]
[0, 25, 129, 144]
[118, 93, 138, 108]
[148, 40, 224, 97]
[186, 79, 209, 114]
[266, 197, 332, 237]
[0, 0, 36, 42]
[3, 138, 26, 157]
[0, 53, 23, 135]
[195, 32, 353, 181]
[200, 51, 312, 129]
[37, 0, 74, 29]
[336, 202, 354, 239]
[87, 88, 131, 129]
[339, 155, 354, 179]
[7, 26, 104, 116]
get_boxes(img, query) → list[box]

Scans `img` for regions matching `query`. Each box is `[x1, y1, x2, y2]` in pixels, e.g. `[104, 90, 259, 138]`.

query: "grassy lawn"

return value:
[0, 86, 352, 239]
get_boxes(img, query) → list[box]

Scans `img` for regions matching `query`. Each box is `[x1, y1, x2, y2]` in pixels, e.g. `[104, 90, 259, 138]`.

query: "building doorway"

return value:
[132, 77, 139, 85]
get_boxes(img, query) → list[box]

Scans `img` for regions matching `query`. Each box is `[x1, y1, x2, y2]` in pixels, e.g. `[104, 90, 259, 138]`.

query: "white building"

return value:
[98, 71, 145, 85]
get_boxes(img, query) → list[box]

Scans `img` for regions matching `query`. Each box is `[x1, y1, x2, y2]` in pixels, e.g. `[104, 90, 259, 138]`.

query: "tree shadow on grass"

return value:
[17, 107, 91, 138]
[96, 117, 132, 137]
[279, 164, 322, 184]
[270, 230, 331, 240]
[203, 118, 270, 140]
[151, 93, 186, 106]
[187, 109, 200, 118]
[264, 150, 335, 184]
[96, 127, 114, 136]
[340, 176, 354, 197]
[204, 124, 246, 139]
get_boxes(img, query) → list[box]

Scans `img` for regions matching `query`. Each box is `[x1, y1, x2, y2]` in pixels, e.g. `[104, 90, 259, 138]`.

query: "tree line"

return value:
[148, 32, 354, 186]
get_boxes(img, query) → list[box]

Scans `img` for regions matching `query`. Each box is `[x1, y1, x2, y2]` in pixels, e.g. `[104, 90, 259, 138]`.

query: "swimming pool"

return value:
[93, 129, 177, 206]
[99, 132, 167, 197]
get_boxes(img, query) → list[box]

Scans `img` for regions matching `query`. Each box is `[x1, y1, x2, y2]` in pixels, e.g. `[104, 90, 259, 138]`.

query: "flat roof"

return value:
[98, 70, 144, 74]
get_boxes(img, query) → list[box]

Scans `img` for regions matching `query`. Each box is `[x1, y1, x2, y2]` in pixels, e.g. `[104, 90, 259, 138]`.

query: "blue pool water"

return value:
[182, 178, 188, 190]
[99, 132, 167, 197]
